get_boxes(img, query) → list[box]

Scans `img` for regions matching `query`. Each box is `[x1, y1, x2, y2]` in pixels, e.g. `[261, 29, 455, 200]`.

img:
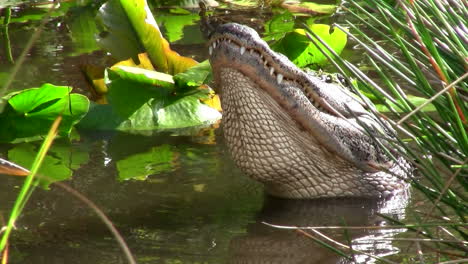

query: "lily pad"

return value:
[263, 12, 295, 42]
[78, 65, 221, 132]
[98, 0, 198, 74]
[173, 60, 212, 90]
[158, 13, 200, 43]
[0, 84, 90, 143]
[272, 24, 347, 67]
[109, 65, 175, 89]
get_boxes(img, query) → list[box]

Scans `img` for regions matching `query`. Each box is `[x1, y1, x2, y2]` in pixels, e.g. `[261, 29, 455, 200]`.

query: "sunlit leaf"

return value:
[193, 184, 205, 192]
[201, 92, 222, 112]
[99, 0, 198, 74]
[109, 65, 175, 89]
[263, 12, 295, 42]
[376, 95, 436, 113]
[156, 90, 221, 129]
[0, 84, 90, 143]
[78, 66, 221, 132]
[173, 60, 212, 90]
[272, 24, 347, 67]
[158, 13, 199, 43]
[114, 52, 156, 71]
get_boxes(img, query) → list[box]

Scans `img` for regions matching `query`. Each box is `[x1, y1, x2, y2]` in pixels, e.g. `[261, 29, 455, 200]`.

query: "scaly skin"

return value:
[208, 23, 409, 199]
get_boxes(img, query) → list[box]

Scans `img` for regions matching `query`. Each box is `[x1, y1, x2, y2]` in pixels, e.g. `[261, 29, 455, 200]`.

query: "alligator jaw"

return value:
[208, 24, 332, 116]
[209, 23, 394, 173]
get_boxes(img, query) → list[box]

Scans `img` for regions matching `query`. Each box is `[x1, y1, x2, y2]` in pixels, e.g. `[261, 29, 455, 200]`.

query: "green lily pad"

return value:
[376, 95, 436, 113]
[78, 65, 221, 132]
[263, 12, 295, 42]
[158, 13, 200, 43]
[272, 24, 347, 68]
[173, 60, 212, 90]
[0, 84, 90, 143]
[109, 65, 175, 89]
[156, 91, 221, 129]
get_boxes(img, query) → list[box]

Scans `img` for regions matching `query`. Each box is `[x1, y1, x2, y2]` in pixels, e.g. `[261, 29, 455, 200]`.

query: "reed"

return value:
[305, 0, 467, 261]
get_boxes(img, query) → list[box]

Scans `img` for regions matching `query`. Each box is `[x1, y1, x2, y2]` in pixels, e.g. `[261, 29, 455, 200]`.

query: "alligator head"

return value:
[208, 23, 409, 198]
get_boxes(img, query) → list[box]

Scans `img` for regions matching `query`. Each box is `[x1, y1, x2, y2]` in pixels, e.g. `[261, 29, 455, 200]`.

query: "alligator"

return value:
[207, 23, 410, 199]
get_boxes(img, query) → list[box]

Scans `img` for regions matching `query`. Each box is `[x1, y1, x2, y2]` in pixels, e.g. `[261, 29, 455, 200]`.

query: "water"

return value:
[0, 2, 417, 263]
[2, 133, 409, 263]
[3, 133, 264, 263]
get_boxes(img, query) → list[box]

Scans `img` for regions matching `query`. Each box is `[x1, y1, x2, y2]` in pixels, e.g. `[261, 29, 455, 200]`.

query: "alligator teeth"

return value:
[227, 39, 231, 43]
[314, 101, 322, 110]
[269, 67, 274, 76]
[264, 60, 268, 66]
[249, 49, 254, 54]
[277, 74, 283, 84]
[209, 46, 213, 55]
[240, 46, 246, 55]
[213, 42, 217, 49]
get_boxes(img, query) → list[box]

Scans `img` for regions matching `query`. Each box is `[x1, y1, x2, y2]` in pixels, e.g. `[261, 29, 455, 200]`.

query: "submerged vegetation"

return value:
[0, 0, 466, 263]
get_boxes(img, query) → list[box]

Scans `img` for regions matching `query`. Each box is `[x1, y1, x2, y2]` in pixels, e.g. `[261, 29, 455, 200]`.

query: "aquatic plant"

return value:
[304, 0, 467, 261]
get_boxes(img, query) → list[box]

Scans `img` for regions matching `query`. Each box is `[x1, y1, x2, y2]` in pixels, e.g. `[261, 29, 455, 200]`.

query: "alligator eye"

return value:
[325, 75, 333, 83]
[336, 74, 349, 86]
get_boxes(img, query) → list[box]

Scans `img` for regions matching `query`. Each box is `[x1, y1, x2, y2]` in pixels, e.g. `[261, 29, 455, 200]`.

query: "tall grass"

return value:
[306, 0, 467, 260]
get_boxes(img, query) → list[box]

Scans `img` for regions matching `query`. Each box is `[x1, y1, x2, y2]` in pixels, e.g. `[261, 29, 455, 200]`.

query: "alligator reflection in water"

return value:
[229, 192, 409, 264]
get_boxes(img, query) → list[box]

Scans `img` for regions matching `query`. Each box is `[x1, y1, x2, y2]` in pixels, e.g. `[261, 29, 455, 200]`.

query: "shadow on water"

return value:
[229, 195, 409, 264]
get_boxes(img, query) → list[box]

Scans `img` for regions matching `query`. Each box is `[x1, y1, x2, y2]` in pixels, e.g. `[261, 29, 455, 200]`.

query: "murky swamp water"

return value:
[0, 2, 428, 263]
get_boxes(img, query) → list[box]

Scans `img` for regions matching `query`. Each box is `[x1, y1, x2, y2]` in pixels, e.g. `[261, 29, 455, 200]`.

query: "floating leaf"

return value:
[78, 65, 221, 132]
[173, 60, 212, 90]
[263, 11, 295, 41]
[272, 24, 347, 67]
[109, 65, 175, 89]
[156, 91, 221, 129]
[158, 13, 199, 43]
[376, 95, 436, 113]
[0, 84, 89, 143]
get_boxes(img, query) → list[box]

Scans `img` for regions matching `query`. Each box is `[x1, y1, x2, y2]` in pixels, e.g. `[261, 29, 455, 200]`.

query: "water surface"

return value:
[0, 2, 417, 263]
